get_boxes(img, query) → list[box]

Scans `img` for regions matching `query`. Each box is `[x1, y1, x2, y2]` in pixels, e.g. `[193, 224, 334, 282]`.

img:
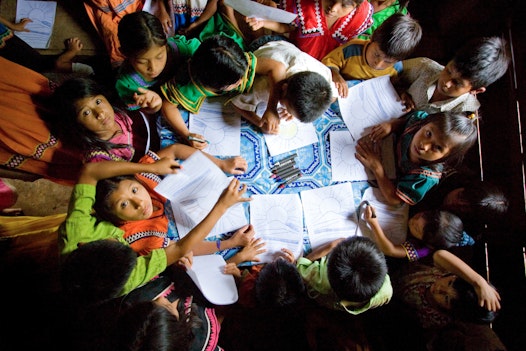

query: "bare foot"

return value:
[55, 37, 83, 72]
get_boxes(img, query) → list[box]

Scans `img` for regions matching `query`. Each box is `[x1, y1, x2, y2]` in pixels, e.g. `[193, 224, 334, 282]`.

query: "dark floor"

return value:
[1, 0, 525, 350]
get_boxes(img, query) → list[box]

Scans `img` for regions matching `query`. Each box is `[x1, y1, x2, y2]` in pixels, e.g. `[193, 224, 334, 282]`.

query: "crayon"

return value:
[188, 135, 210, 144]
[271, 153, 297, 169]
[273, 163, 297, 176]
[275, 167, 301, 180]
[271, 159, 296, 173]
[278, 172, 302, 189]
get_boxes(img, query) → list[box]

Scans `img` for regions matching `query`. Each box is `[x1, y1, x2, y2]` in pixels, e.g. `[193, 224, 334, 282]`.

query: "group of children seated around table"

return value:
[1, 0, 512, 349]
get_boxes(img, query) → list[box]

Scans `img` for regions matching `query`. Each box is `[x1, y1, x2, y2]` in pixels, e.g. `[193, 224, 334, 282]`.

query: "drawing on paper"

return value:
[15, 1, 56, 49]
[330, 130, 369, 181]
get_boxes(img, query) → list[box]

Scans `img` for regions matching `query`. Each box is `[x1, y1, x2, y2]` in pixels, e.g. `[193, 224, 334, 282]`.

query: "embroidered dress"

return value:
[167, 0, 208, 32]
[119, 151, 171, 256]
[84, 110, 135, 163]
[280, 0, 373, 60]
[395, 111, 443, 205]
[0, 23, 13, 48]
[115, 35, 201, 110]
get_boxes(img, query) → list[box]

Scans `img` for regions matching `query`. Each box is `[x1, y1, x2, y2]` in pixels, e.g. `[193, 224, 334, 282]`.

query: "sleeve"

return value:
[321, 45, 345, 71]
[115, 70, 143, 111]
[401, 240, 432, 262]
[229, 77, 269, 112]
[296, 256, 332, 294]
[401, 58, 442, 86]
[368, 274, 393, 309]
[396, 170, 441, 205]
[119, 248, 168, 295]
[168, 35, 201, 56]
[58, 184, 125, 257]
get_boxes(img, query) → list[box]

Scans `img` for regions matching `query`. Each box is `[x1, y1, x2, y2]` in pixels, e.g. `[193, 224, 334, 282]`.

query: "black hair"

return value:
[410, 112, 478, 168]
[371, 12, 422, 61]
[283, 71, 332, 123]
[327, 236, 387, 302]
[60, 240, 137, 305]
[455, 180, 509, 218]
[115, 302, 194, 351]
[452, 36, 510, 89]
[118, 11, 167, 58]
[451, 278, 499, 324]
[421, 210, 464, 249]
[189, 35, 248, 91]
[255, 258, 306, 308]
[49, 77, 127, 153]
[94, 175, 136, 225]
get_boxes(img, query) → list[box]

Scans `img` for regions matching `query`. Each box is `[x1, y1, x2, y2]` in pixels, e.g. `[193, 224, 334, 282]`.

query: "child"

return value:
[296, 236, 392, 315]
[230, 40, 337, 133]
[245, 0, 374, 61]
[364, 205, 470, 262]
[397, 36, 510, 114]
[225, 248, 305, 308]
[157, 0, 220, 36]
[0, 15, 93, 74]
[160, 35, 287, 148]
[356, 0, 410, 40]
[49, 77, 247, 172]
[116, 11, 201, 114]
[322, 12, 422, 98]
[58, 157, 251, 297]
[356, 111, 478, 205]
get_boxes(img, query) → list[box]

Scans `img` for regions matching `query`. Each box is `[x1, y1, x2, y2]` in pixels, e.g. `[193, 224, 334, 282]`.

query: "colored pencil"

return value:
[278, 172, 302, 189]
[271, 153, 297, 169]
[275, 167, 301, 181]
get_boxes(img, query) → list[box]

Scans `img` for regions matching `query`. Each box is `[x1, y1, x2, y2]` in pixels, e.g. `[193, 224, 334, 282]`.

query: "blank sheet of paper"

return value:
[301, 183, 360, 250]
[250, 193, 304, 263]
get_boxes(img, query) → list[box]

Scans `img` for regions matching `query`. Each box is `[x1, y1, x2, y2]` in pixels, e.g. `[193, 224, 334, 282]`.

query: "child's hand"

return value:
[228, 224, 255, 247]
[369, 122, 392, 142]
[157, 10, 173, 35]
[217, 178, 251, 209]
[364, 205, 378, 224]
[474, 278, 501, 311]
[261, 110, 280, 134]
[235, 237, 266, 263]
[279, 248, 296, 263]
[278, 107, 294, 121]
[152, 157, 182, 174]
[399, 92, 416, 113]
[187, 132, 208, 150]
[176, 251, 194, 270]
[330, 69, 349, 98]
[179, 22, 198, 35]
[220, 156, 248, 175]
[224, 262, 242, 278]
[11, 18, 32, 32]
[134, 88, 162, 112]
[245, 17, 267, 31]
[355, 137, 383, 173]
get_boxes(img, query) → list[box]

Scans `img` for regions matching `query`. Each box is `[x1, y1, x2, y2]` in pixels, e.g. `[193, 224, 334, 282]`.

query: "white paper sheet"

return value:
[249, 194, 304, 263]
[358, 187, 409, 245]
[338, 75, 406, 140]
[329, 130, 396, 181]
[15, 1, 56, 49]
[186, 255, 239, 305]
[224, 0, 297, 23]
[155, 151, 248, 238]
[263, 117, 319, 156]
[301, 183, 360, 250]
[189, 98, 241, 156]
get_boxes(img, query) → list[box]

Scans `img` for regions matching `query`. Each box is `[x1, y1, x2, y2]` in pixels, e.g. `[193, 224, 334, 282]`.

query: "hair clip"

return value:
[467, 113, 476, 119]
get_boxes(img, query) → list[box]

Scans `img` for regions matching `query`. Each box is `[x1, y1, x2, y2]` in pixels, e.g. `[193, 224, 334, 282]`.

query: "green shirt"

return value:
[297, 256, 393, 315]
[357, 1, 409, 40]
[58, 184, 167, 296]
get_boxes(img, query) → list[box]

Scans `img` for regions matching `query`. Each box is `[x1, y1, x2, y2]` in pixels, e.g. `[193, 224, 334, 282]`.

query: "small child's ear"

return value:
[470, 87, 486, 95]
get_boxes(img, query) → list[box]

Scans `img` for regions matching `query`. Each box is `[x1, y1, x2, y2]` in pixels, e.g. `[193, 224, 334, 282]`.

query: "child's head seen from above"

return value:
[408, 112, 478, 166]
[280, 71, 332, 123]
[442, 180, 509, 218]
[94, 175, 154, 225]
[408, 210, 463, 249]
[367, 13, 422, 70]
[51, 78, 118, 148]
[189, 35, 248, 92]
[438, 36, 510, 98]
[118, 11, 168, 81]
[327, 236, 387, 303]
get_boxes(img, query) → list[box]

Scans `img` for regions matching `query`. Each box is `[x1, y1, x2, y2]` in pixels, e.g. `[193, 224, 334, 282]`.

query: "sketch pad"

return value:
[186, 255, 238, 305]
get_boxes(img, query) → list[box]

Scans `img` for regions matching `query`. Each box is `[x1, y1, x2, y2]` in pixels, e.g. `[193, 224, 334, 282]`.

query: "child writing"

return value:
[115, 11, 201, 114]
[229, 40, 337, 133]
[49, 77, 247, 173]
[296, 236, 392, 315]
[322, 12, 421, 98]
[160, 34, 287, 147]
[245, 0, 374, 61]
[58, 157, 251, 297]
[356, 111, 478, 205]
[356, 0, 410, 40]
[364, 204, 501, 312]
[397, 36, 510, 114]
[92, 146, 253, 257]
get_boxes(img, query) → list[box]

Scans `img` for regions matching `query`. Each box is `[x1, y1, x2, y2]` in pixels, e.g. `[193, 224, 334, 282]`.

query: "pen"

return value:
[278, 172, 302, 189]
[188, 135, 210, 144]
